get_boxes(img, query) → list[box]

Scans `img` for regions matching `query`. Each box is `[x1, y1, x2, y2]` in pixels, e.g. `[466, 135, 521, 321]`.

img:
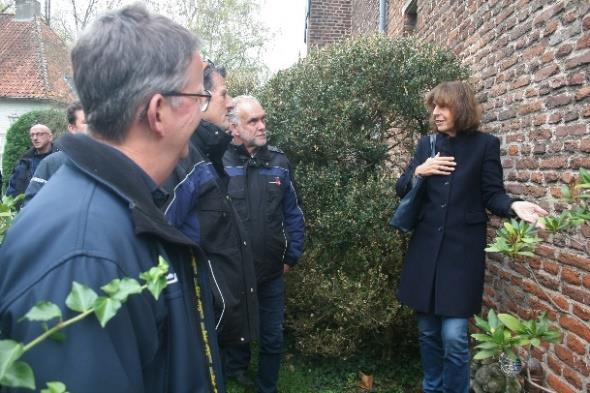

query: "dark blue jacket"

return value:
[164, 121, 259, 347]
[6, 144, 58, 197]
[0, 134, 224, 393]
[395, 131, 515, 317]
[223, 144, 305, 284]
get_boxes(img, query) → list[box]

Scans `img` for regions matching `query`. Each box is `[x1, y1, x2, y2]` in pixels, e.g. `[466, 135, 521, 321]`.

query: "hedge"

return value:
[257, 35, 469, 358]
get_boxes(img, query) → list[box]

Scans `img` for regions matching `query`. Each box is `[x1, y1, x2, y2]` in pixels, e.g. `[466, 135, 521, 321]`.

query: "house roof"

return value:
[0, 13, 75, 103]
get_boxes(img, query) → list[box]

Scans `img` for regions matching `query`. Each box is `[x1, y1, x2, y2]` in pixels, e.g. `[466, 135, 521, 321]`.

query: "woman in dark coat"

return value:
[395, 81, 547, 393]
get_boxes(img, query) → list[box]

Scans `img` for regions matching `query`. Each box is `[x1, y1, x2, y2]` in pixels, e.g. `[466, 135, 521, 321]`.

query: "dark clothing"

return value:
[223, 144, 305, 284]
[395, 131, 515, 317]
[0, 134, 224, 393]
[191, 120, 233, 182]
[23, 151, 69, 206]
[224, 275, 285, 393]
[164, 120, 259, 347]
[6, 144, 58, 197]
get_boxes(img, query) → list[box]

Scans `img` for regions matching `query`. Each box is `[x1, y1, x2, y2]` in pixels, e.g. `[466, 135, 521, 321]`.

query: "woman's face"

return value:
[432, 104, 456, 135]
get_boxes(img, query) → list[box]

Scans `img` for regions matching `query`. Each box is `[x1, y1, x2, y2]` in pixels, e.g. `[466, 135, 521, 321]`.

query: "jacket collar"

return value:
[59, 133, 195, 247]
[228, 143, 270, 164]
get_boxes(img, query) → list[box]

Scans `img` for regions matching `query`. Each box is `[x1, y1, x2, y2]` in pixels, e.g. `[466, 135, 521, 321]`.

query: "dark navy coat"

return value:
[0, 134, 224, 393]
[395, 131, 515, 317]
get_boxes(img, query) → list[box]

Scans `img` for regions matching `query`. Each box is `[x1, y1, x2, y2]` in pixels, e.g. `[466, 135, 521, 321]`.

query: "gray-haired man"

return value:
[0, 4, 224, 392]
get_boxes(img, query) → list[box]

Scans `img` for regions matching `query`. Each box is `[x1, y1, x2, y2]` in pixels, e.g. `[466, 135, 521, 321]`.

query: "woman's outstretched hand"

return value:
[510, 201, 549, 228]
[414, 153, 456, 177]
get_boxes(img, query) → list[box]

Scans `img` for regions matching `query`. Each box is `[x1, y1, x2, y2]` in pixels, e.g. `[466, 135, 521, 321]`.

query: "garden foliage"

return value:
[2, 109, 67, 191]
[256, 36, 468, 358]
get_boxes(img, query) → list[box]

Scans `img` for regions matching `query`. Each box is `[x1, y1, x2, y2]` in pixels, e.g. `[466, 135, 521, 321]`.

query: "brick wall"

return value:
[306, 0, 352, 48]
[403, 1, 589, 391]
[307, 0, 590, 391]
[351, 0, 379, 37]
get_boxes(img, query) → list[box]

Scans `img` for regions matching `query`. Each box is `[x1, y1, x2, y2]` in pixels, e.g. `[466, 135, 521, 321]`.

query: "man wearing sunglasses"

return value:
[164, 61, 259, 387]
[0, 5, 223, 392]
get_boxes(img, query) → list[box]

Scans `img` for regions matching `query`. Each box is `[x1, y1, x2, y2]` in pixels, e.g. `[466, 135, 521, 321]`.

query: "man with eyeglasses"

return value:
[0, 4, 224, 392]
[22, 102, 88, 206]
[164, 61, 259, 388]
[5, 124, 58, 199]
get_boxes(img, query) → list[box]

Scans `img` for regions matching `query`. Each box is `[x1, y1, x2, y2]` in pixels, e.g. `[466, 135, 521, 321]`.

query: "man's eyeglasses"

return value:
[162, 90, 212, 112]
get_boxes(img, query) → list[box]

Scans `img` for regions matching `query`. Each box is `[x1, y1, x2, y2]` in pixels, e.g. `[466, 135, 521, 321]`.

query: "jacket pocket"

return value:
[465, 210, 488, 224]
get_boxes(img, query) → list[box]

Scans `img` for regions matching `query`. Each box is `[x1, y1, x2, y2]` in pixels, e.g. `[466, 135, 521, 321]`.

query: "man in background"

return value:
[164, 61, 259, 387]
[223, 95, 305, 392]
[23, 101, 88, 205]
[5, 124, 57, 197]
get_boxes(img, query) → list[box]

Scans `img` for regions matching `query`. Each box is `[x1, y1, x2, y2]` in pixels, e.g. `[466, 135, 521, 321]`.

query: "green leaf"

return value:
[473, 350, 496, 360]
[498, 314, 524, 332]
[475, 341, 499, 350]
[19, 301, 62, 323]
[139, 256, 170, 300]
[41, 381, 68, 393]
[0, 360, 35, 390]
[93, 297, 122, 328]
[101, 278, 142, 302]
[65, 282, 98, 313]
[471, 333, 493, 342]
[473, 315, 490, 332]
[488, 309, 499, 330]
[0, 340, 24, 382]
[530, 338, 541, 347]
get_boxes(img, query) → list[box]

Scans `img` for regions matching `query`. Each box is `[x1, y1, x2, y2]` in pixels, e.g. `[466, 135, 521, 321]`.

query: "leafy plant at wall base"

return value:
[0, 257, 170, 390]
[484, 219, 541, 258]
[471, 310, 561, 362]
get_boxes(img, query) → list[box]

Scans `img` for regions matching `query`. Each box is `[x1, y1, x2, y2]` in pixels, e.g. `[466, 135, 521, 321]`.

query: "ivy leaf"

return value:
[65, 282, 98, 313]
[41, 381, 68, 393]
[0, 340, 24, 382]
[19, 301, 62, 323]
[93, 297, 122, 328]
[101, 278, 142, 302]
[0, 360, 35, 390]
[139, 256, 170, 300]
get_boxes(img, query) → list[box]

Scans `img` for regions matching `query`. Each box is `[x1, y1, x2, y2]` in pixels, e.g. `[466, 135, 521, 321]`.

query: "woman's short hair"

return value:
[425, 81, 481, 133]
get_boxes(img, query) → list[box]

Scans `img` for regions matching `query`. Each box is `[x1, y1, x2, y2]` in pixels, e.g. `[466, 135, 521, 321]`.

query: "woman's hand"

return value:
[510, 201, 549, 228]
[414, 153, 456, 177]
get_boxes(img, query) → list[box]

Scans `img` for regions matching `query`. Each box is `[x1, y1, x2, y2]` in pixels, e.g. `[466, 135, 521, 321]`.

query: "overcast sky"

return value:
[260, 0, 308, 73]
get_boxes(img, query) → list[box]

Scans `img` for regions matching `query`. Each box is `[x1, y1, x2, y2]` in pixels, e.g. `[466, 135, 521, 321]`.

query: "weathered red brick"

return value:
[576, 86, 590, 101]
[539, 156, 567, 169]
[556, 124, 587, 136]
[560, 315, 590, 341]
[571, 304, 590, 323]
[565, 52, 590, 69]
[547, 354, 563, 375]
[534, 63, 559, 81]
[547, 372, 577, 393]
[577, 33, 590, 50]
[562, 367, 583, 390]
[546, 94, 573, 108]
[565, 333, 587, 355]
[559, 252, 590, 272]
[561, 268, 581, 285]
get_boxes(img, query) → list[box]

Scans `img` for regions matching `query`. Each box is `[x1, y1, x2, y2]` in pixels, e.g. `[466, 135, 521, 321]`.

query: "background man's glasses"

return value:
[162, 90, 212, 112]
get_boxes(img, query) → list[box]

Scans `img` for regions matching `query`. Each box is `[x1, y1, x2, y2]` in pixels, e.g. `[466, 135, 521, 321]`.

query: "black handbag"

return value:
[389, 134, 436, 233]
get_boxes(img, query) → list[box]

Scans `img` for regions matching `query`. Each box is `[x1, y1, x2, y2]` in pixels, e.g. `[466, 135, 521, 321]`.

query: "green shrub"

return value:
[257, 35, 469, 358]
[2, 109, 67, 191]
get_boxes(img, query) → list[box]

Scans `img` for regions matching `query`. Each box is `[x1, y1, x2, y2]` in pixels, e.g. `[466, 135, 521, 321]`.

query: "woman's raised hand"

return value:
[414, 153, 456, 177]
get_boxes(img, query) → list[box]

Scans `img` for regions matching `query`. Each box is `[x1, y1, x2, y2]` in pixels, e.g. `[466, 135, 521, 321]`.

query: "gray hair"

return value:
[71, 3, 201, 142]
[228, 95, 260, 124]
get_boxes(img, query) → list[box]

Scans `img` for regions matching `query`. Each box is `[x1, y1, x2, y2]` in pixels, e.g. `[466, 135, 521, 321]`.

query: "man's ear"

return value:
[145, 94, 166, 137]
